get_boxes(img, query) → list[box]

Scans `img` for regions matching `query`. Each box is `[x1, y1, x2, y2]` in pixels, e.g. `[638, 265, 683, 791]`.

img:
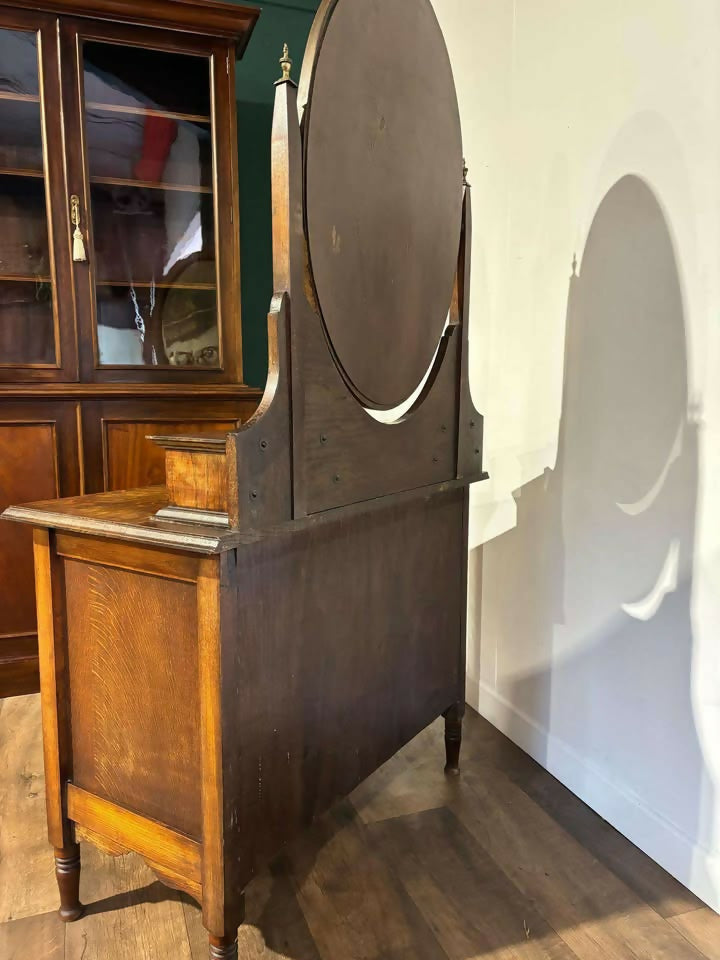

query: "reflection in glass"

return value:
[83, 42, 219, 368]
[0, 29, 40, 97]
[0, 29, 56, 367]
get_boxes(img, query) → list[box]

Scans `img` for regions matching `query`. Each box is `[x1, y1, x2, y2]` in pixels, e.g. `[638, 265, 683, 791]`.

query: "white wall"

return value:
[430, 0, 720, 911]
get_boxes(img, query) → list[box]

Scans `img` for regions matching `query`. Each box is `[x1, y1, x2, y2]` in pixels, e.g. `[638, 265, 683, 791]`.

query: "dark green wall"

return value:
[230, 0, 321, 386]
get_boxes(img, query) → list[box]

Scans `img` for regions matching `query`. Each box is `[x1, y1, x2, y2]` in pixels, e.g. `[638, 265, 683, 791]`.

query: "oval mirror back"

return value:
[301, 0, 464, 411]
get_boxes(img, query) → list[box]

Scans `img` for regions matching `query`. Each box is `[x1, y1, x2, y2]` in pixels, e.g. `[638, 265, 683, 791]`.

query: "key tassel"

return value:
[70, 195, 87, 262]
[73, 226, 87, 263]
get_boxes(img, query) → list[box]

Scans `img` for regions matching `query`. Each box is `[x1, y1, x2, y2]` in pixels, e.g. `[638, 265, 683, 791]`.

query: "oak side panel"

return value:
[64, 559, 201, 837]
[221, 489, 465, 893]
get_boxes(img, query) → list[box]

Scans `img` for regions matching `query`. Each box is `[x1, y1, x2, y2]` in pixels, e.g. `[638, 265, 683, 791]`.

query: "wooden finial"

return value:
[275, 43, 294, 85]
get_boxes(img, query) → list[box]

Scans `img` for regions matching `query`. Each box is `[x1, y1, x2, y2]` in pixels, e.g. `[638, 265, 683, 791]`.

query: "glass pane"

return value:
[0, 279, 54, 364]
[82, 41, 219, 368]
[0, 29, 56, 367]
[0, 29, 40, 98]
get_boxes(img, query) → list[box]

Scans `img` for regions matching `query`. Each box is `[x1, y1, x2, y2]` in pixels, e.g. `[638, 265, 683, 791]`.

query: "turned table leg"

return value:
[443, 702, 465, 776]
[206, 892, 244, 959]
[209, 934, 239, 959]
[54, 843, 84, 922]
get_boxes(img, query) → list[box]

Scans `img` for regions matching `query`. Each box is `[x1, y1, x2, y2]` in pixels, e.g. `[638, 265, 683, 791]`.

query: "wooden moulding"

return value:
[0, 0, 261, 49]
[151, 434, 231, 528]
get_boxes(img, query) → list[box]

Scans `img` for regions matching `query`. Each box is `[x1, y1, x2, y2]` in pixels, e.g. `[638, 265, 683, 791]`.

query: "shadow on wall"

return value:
[475, 174, 707, 893]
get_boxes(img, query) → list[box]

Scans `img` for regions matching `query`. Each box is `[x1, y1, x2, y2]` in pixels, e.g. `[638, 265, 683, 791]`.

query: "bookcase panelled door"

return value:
[0, 0, 261, 697]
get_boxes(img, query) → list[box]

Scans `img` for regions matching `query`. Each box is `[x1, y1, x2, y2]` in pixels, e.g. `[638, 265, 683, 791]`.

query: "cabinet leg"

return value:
[54, 844, 84, 922]
[207, 894, 244, 959]
[209, 934, 238, 959]
[443, 702, 465, 776]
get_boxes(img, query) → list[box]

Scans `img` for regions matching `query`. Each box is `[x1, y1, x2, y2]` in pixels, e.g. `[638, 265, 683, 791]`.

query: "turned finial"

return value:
[276, 43, 294, 85]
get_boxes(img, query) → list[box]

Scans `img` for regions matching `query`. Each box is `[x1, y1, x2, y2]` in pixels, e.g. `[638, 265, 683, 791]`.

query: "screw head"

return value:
[470, 420, 476, 428]
[333, 473, 341, 483]
[432, 456, 439, 463]
[441, 424, 447, 433]
[260, 439, 268, 449]
[320, 434, 328, 444]
[250, 490, 258, 501]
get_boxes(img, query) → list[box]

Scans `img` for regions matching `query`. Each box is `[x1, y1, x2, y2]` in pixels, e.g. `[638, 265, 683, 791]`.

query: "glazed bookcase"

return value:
[0, 0, 261, 698]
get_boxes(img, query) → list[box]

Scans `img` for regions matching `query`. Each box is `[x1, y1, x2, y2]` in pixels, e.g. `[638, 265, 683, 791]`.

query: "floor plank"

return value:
[369, 806, 579, 959]
[0, 694, 60, 922]
[669, 908, 720, 959]
[351, 721, 462, 825]
[453, 758, 706, 960]
[286, 801, 447, 960]
[0, 695, 711, 960]
[64, 847, 193, 960]
[464, 712, 703, 919]
[0, 910, 64, 960]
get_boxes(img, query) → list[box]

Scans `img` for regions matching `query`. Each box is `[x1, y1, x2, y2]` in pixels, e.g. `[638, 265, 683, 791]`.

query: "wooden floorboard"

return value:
[0, 694, 714, 959]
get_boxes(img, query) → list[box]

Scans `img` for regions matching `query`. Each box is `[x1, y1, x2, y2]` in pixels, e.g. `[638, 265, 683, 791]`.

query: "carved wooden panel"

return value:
[65, 557, 201, 837]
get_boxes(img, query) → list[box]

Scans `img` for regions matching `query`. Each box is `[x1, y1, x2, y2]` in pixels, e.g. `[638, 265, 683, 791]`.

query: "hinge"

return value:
[226, 54, 230, 75]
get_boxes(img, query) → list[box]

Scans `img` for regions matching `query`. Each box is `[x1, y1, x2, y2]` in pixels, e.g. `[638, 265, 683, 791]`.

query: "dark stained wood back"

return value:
[301, 0, 464, 411]
[227, 0, 485, 524]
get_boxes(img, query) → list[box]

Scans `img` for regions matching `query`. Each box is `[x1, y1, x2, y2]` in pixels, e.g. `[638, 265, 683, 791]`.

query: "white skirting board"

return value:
[467, 675, 720, 915]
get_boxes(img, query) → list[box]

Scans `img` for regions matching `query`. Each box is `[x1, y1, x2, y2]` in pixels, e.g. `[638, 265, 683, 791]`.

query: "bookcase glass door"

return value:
[0, 27, 57, 367]
[82, 41, 220, 369]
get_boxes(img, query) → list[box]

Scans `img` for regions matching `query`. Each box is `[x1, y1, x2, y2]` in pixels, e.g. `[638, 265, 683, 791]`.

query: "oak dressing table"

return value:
[3, 0, 487, 955]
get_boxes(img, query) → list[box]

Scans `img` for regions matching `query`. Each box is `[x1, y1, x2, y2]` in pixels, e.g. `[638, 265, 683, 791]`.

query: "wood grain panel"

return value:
[79, 398, 258, 494]
[67, 786, 201, 885]
[0, 422, 58, 637]
[166, 451, 228, 513]
[104, 420, 237, 492]
[56, 533, 201, 583]
[221, 489, 465, 893]
[64, 559, 201, 837]
[0, 403, 81, 698]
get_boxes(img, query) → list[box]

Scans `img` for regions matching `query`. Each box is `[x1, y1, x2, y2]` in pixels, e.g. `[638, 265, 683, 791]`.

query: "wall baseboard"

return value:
[466, 675, 720, 914]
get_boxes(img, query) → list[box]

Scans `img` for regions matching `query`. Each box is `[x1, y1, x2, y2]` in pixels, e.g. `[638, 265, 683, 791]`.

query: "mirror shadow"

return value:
[478, 173, 706, 904]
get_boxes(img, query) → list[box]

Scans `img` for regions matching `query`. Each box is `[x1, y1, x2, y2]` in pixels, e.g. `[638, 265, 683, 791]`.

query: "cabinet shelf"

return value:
[96, 280, 215, 290]
[0, 167, 44, 179]
[90, 175, 212, 194]
[86, 101, 210, 125]
[0, 90, 40, 104]
[0, 274, 51, 283]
